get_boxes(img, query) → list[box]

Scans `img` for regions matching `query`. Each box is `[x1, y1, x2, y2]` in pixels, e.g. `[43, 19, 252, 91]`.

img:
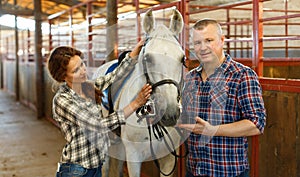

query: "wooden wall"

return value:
[259, 91, 300, 177]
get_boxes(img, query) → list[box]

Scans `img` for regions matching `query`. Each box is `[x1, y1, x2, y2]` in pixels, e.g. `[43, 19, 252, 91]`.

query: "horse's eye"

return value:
[144, 54, 154, 64]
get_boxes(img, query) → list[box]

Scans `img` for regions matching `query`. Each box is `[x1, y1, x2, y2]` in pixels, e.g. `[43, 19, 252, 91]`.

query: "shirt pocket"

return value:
[210, 84, 229, 109]
[208, 85, 229, 125]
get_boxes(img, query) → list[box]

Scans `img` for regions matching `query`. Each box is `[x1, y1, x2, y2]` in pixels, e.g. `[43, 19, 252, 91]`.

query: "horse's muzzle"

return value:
[159, 107, 180, 127]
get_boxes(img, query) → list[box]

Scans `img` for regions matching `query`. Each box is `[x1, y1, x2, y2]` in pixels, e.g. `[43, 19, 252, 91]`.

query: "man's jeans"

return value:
[56, 163, 102, 177]
[185, 169, 250, 177]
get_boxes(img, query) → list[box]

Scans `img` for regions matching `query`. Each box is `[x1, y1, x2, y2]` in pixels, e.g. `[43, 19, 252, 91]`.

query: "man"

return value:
[178, 19, 266, 177]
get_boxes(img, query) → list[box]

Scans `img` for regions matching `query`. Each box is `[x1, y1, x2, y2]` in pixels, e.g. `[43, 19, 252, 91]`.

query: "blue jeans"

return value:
[185, 169, 250, 177]
[56, 163, 102, 177]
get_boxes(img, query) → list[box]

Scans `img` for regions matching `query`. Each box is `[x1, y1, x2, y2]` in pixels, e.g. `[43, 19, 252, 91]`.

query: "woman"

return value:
[47, 40, 152, 177]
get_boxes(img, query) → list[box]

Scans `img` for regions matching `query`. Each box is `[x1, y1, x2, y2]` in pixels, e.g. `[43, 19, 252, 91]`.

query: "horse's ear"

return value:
[142, 9, 155, 34]
[169, 9, 184, 36]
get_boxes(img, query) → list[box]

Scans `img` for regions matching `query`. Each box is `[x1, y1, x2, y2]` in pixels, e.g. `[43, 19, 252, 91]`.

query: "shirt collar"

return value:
[60, 83, 77, 96]
[195, 54, 232, 75]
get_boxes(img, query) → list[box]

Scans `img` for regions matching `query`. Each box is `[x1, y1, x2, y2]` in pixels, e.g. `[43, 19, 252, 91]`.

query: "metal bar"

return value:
[241, 18, 244, 58]
[285, 0, 288, 57]
[48, 0, 98, 20]
[188, 0, 255, 14]
[263, 22, 300, 25]
[262, 13, 300, 22]
[225, 36, 300, 43]
[87, 2, 93, 67]
[251, 0, 263, 176]
[220, 19, 252, 26]
[178, 0, 188, 174]
[263, 36, 300, 41]
[252, 0, 263, 74]
[138, 1, 180, 13]
[69, 9, 74, 47]
[135, 0, 141, 41]
[234, 18, 237, 57]
[226, 9, 230, 55]
[48, 19, 53, 51]
[235, 57, 300, 66]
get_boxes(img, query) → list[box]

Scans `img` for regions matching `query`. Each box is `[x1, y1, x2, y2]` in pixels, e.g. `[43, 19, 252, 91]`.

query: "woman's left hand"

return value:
[133, 84, 152, 108]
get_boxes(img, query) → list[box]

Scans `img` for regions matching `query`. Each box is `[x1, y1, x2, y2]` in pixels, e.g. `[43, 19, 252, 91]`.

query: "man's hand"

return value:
[177, 117, 219, 136]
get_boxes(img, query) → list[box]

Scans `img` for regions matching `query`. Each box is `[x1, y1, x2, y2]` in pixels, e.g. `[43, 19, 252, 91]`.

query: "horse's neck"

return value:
[113, 63, 145, 109]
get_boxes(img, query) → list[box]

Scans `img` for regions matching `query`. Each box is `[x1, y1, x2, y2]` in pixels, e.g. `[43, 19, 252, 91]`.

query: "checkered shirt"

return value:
[182, 54, 266, 177]
[52, 55, 136, 169]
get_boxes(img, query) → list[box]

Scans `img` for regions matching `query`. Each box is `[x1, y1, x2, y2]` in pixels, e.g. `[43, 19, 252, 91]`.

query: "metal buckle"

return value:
[136, 98, 156, 117]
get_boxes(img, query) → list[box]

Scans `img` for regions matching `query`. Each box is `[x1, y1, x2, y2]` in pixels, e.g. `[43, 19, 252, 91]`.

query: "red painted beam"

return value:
[235, 58, 300, 66]
[260, 77, 300, 93]
[251, 0, 263, 176]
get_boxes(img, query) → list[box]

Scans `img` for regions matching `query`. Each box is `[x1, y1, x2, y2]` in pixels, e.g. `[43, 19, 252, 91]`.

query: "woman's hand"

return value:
[129, 39, 145, 59]
[123, 84, 152, 118]
[133, 84, 152, 108]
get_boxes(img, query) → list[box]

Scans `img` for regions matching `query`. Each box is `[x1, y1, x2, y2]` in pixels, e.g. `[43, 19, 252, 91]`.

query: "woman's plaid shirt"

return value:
[182, 54, 266, 177]
[52, 56, 137, 169]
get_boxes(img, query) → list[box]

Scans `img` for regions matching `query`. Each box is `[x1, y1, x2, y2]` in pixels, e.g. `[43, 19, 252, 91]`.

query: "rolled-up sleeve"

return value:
[238, 68, 266, 133]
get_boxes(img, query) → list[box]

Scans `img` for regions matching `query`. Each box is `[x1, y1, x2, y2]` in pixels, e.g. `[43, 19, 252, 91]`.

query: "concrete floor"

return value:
[0, 90, 65, 177]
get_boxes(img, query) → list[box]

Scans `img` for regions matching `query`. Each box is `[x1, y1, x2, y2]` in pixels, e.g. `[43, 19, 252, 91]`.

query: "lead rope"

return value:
[147, 119, 177, 176]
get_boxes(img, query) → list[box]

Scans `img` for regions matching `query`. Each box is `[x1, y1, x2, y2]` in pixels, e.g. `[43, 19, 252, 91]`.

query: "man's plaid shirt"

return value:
[52, 55, 136, 169]
[182, 54, 266, 177]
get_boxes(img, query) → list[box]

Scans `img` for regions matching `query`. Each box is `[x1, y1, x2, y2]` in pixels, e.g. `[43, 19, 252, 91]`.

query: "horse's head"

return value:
[139, 9, 185, 127]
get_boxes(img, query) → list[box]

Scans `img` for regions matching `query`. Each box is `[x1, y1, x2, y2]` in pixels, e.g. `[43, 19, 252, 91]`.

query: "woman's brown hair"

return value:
[47, 46, 83, 82]
[47, 46, 103, 104]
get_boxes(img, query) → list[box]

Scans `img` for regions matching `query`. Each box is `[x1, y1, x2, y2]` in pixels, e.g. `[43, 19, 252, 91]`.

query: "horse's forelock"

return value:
[148, 25, 172, 38]
[144, 25, 184, 61]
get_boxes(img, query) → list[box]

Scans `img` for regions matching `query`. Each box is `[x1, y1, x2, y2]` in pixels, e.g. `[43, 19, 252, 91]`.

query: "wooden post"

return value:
[0, 24, 3, 89]
[106, 0, 118, 62]
[0, 1, 2, 89]
[14, 0, 20, 101]
[34, 0, 45, 119]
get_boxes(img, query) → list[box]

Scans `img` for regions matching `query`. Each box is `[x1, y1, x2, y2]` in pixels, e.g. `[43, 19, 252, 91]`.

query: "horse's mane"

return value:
[110, 64, 135, 110]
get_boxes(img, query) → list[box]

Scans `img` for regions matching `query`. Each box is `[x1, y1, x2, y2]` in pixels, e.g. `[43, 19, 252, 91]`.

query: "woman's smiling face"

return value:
[64, 55, 87, 86]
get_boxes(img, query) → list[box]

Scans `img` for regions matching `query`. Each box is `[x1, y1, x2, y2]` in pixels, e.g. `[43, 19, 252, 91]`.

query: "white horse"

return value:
[94, 9, 185, 177]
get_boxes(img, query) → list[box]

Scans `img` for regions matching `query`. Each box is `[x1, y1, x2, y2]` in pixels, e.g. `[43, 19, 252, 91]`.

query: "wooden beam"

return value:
[14, 0, 20, 102]
[106, 0, 118, 62]
[34, 0, 45, 119]
[0, 8, 34, 16]
[47, 0, 81, 7]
